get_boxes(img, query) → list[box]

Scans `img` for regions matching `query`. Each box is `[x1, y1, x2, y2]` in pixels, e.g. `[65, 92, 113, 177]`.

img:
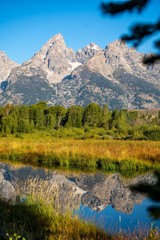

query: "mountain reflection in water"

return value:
[77, 198, 160, 234]
[0, 162, 160, 234]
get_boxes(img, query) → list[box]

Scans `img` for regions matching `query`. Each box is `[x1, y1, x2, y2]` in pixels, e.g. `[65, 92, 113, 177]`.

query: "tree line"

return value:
[0, 102, 160, 140]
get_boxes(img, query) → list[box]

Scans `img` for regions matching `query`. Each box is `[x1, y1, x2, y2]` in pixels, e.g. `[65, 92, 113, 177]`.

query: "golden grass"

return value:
[0, 134, 160, 170]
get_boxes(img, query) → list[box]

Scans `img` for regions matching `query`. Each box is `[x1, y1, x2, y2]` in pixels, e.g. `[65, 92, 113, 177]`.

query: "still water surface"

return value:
[77, 199, 160, 234]
[0, 162, 160, 234]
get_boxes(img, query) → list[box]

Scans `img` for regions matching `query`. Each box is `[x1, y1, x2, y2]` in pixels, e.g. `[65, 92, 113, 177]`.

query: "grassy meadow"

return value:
[0, 132, 160, 172]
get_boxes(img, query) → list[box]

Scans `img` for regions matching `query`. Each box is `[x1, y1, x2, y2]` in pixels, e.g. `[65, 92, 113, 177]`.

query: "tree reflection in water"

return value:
[131, 171, 160, 219]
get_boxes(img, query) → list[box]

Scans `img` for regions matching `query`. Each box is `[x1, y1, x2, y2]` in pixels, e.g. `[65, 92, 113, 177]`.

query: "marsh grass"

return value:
[0, 177, 109, 240]
[19, 176, 59, 203]
[0, 134, 160, 171]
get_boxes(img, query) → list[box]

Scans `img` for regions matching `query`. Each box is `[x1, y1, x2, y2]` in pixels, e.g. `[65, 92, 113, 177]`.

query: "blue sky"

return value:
[0, 0, 159, 64]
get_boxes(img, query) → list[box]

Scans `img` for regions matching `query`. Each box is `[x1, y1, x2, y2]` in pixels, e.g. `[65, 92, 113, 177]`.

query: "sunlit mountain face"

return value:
[0, 34, 160, 109]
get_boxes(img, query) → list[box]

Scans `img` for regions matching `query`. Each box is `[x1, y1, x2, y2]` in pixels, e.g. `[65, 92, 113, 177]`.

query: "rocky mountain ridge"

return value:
[0, 34, 160, 109]
[0, 51, 19, 83]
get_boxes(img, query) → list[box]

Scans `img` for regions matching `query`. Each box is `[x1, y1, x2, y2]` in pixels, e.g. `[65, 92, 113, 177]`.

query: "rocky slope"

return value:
[53, 40, 160, 109]
[0, 34, 160, 109]
[0, 51, 18, 83]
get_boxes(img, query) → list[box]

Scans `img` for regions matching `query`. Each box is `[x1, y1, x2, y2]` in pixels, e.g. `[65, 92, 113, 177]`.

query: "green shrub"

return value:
[144, 129, 160, 141]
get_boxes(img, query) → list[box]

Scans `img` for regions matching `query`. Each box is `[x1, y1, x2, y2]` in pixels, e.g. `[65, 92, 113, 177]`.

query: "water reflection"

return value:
[0, 162, 160, 234]
[77, 199, 160, 234]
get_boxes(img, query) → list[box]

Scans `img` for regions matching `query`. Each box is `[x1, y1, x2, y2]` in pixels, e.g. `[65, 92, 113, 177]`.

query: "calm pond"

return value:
[0, 162, 160, 235]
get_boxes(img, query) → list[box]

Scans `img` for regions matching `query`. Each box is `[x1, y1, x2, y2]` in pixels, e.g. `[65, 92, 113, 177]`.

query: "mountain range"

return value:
[0, 33, 160, 109]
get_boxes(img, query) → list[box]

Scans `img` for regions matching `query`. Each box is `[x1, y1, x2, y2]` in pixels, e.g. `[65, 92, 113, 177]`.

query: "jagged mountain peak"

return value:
[39, 33, 65, 48]
[0, 51, 18, 83]
[0, 50, 6, 56]
[106, 39, 127, 48]
[104, 39, 131, 57]
[43, 33, 65, 46]
[50, 33, 64, 41]
[85, 42, 101, 50]
[76, 42, 101, 64]
[104, 39, 145, 64]
[1, 35, 160, 109]
[31, 33, 67, 63]
[7, 33, 80, 85]
[101, 39, 148, 77]
[83, 38, 159, 84]
[21, 33, 67, 67]
[0, 50, 17, 63]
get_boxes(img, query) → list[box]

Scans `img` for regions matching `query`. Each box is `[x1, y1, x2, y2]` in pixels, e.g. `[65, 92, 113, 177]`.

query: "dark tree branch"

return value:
[101, 0, 160, 64]
[101, 0, 150, 15]
[155, 39, 160, 49]
[143, 54, 160, 64]
[121, 20, 160, 46]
